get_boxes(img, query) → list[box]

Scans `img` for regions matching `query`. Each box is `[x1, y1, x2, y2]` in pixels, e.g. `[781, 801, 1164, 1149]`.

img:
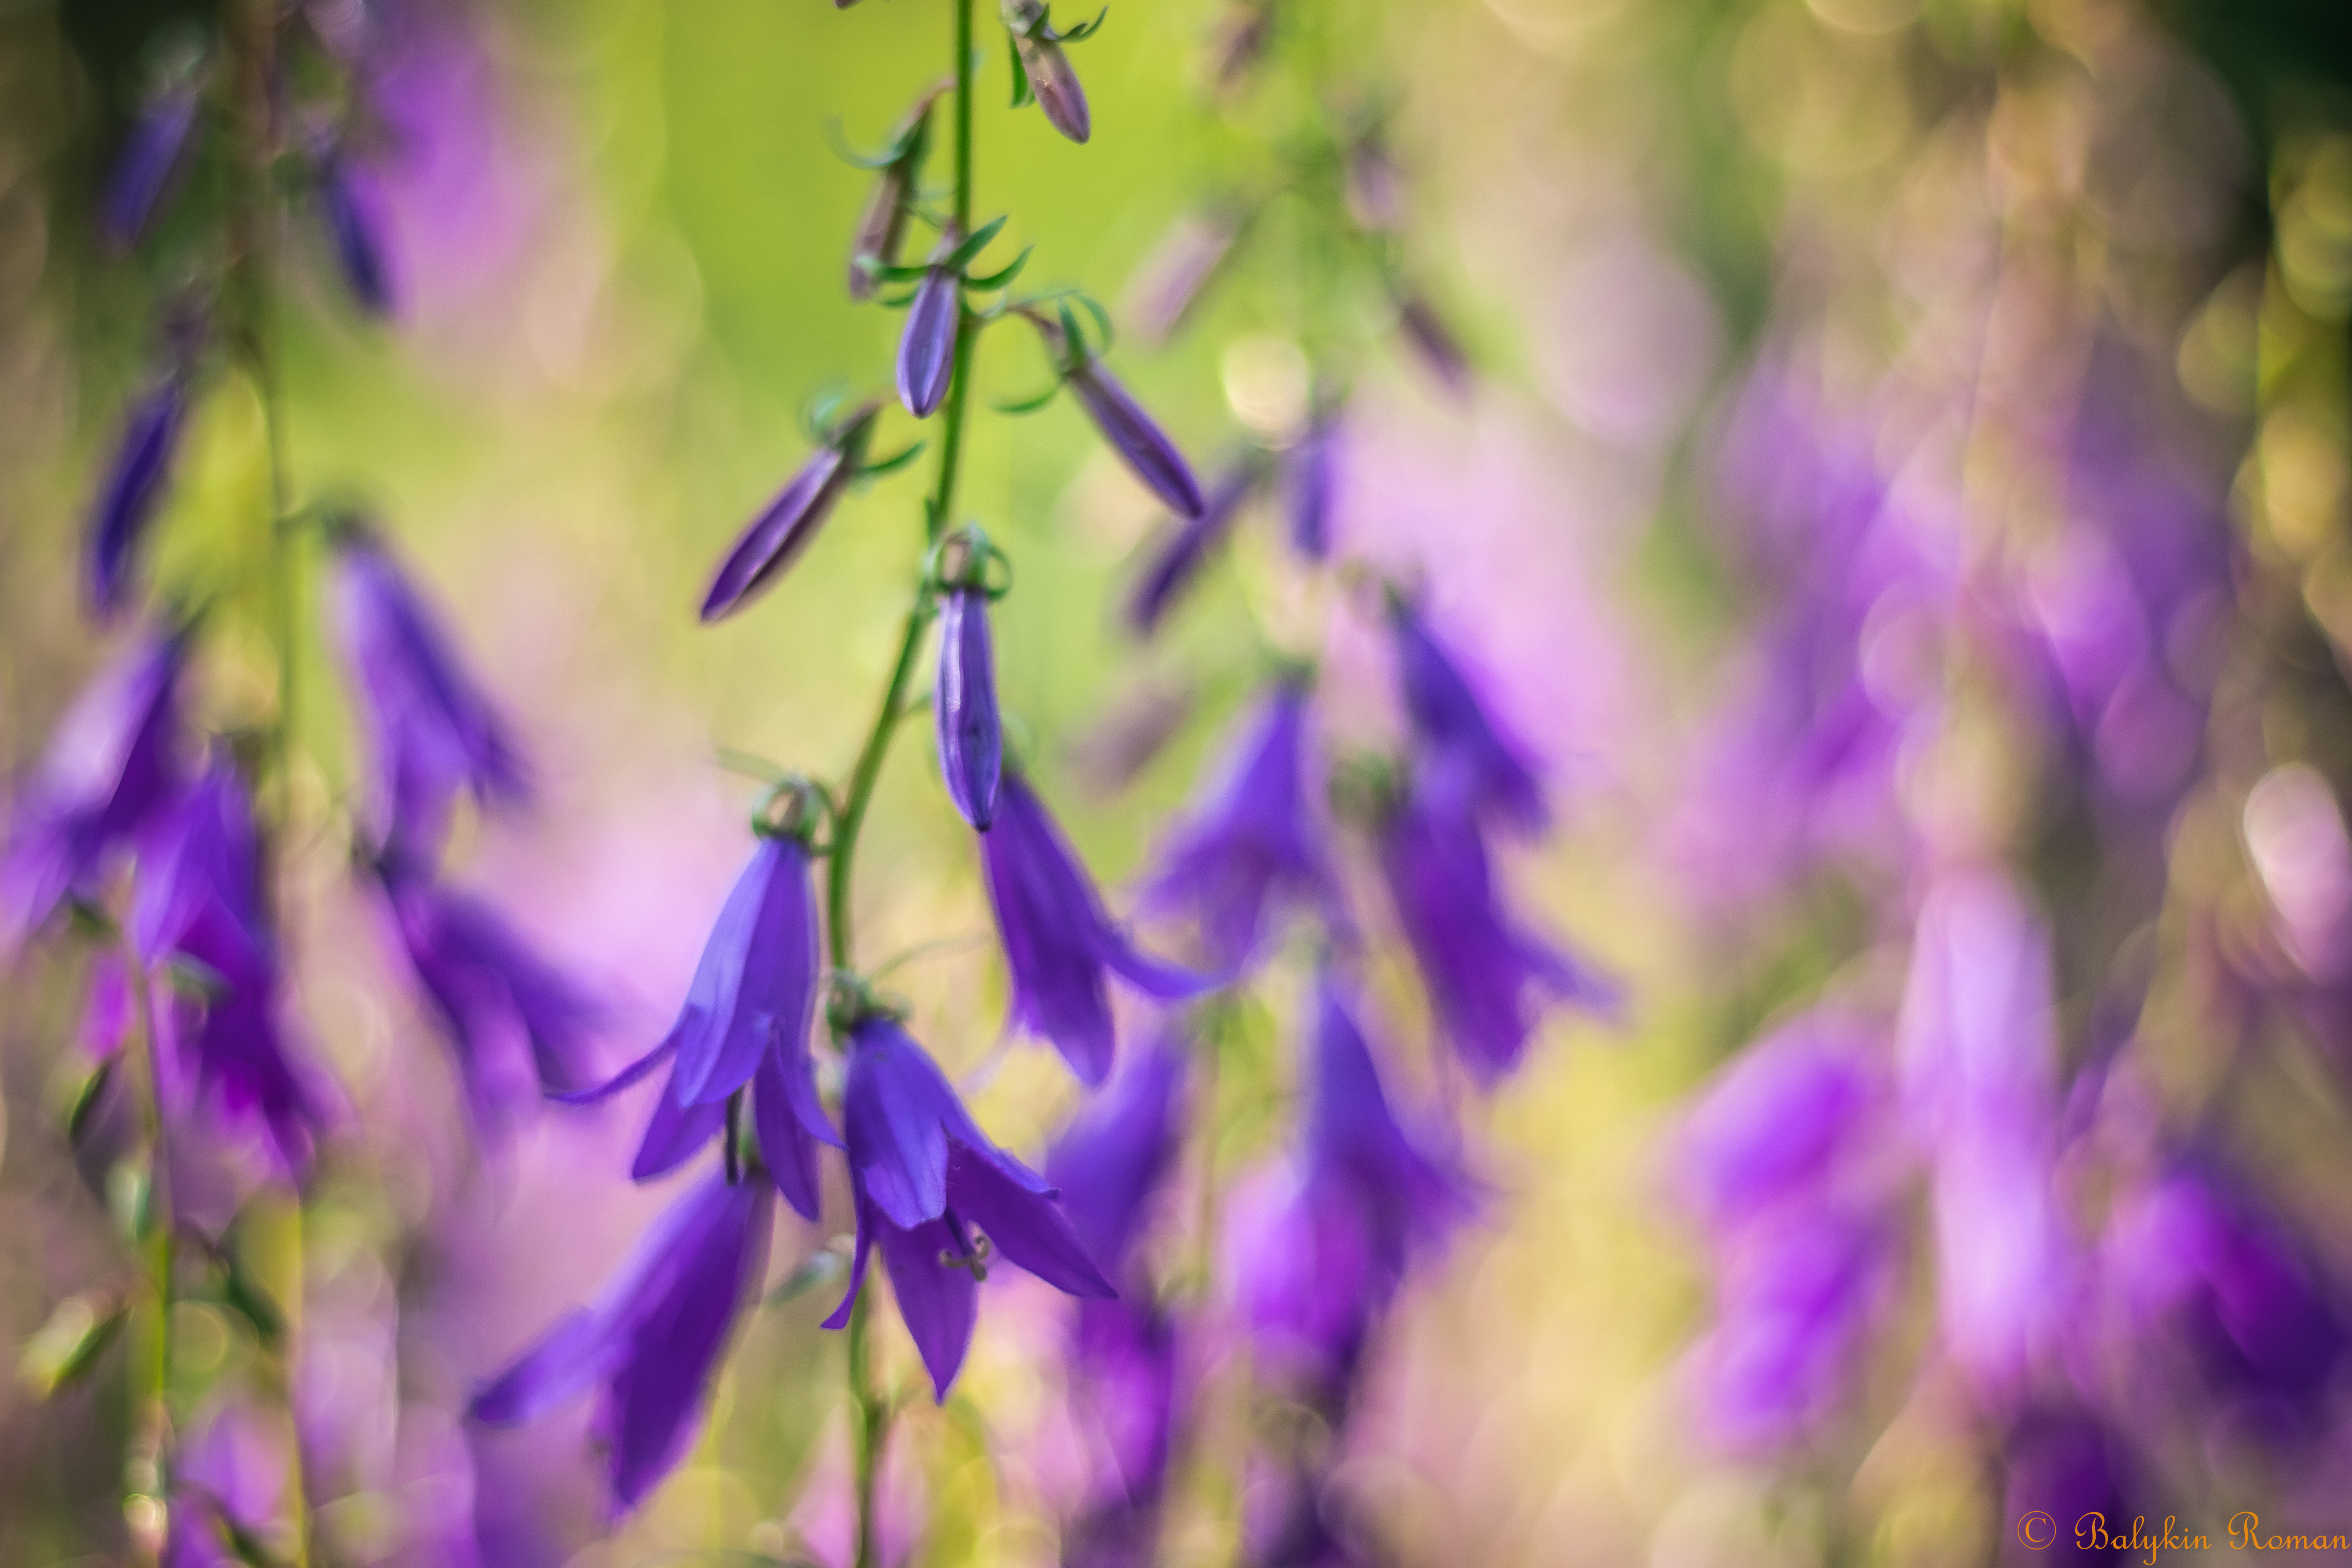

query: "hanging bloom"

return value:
[2, 629, 185, 951]
[1285, 416, 1337, 561]
[1376, 766, 1611, 1085]
[936, 584, 1002, 830]
[701, 403, 880, 622]
[471, 1172, 773, 1514]
[824, 1015, 1116, 1399]
[1123, 207, 1241, 346]
[898, 230, 964, 418]
[1393, 290, 1471, 394]
[562, 828, 836, 1218]
[1685, 1205, 1888, 1454]
[330, 521, 528, 858]
[982, 771, 1216, 1086]
[1048, 1031, 1189, 1279]
[1388, 591, 1547, 833]
[374, 860, 600, 1132]
[1126, 460, 1262, 636]
[103, 82, 200, 252]
[1143, 679, 1327, 966]
[1004, 0, 1092, 145]
[317, 152, 397, 317]
[848, 83, 944, 299]
[2000, 1408, 2144, 1561]
[1061, 1297, 1181, 1568]
[1675, 1007, 1882, 1231]
[85, 376, 189, 618]
[1028, 312, 1205, 519]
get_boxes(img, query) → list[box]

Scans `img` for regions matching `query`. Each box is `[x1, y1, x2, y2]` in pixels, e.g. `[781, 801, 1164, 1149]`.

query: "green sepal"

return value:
[67, 1058, 117, 1146]
[857, 442, 928, 479]
[1008, 31, 1034, 107]
[18, 1289, 130, 1398]
[961, 246, 1033, 292]
[853, 258, 935, 286]
[942, 214, 1010, 272]
[1053, 6, 1109, 41]
[992, 381, 1066, 415]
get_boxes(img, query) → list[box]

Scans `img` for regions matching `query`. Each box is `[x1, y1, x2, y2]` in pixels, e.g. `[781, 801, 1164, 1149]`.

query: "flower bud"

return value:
[319, 152, 397, 317]
[849, 84, 946, 300]
[85, 374, 189, 618]
[1285, 414, 1338, 561]
[103, 80, 200, 253]
[936, 585, 1003, 830]
[1029, 312, 1205, 517]
[898, 232, 964, 419]
[1005, 0, 1092, 145]
[1394, 290, 1471, 395]
[701, 403, 880, 620]
[1122, 208, 1240, 347]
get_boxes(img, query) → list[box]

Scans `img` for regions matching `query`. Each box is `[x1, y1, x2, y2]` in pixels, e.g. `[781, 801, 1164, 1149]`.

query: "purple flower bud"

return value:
[1143, 679, 1328, 967]
[103, 85, 199, 252]
[1285, 416, 1338, 561]
[85, 376, 187, 618]
[936, 587, 1002, 830]
[824, 1015, 1116, 1400]
[1394, 291, 1471, 395]
[376, 860, 600, 1133]
[1208, 4, 1272, 93]
[701, 403, 880, 622]
[1344, 134, 1406, 234]
[1005, 0, 1091, 144]
[1069, 360, 1206, 519]
[331, 525, 528, 860]
[1376, 763, 1613, 1084]
[2, 630, 185, 951]
[471, 1171, 774, 1514]
[1388, 594, 1548, 834]
[898, 241, 964, 417]
[560, 834, 837, 1218]
[849, 85, 944, 300]
[1047, 1032, 1188, 1279]
[1122, 209, 1240, 347]
[318, 153, 397, 317]
[1127, 460, 1261, 635]
[982, 771, 1218, 1086]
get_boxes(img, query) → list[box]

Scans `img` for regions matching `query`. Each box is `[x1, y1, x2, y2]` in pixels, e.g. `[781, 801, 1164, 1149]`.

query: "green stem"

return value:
[121, 943, 171, 1568]
[839, 6, 977, 1566]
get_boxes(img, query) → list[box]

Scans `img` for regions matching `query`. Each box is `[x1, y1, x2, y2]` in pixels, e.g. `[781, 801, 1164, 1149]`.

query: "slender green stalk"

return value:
[120, 943, 172, 1568]
[837, 5, 978, 1564]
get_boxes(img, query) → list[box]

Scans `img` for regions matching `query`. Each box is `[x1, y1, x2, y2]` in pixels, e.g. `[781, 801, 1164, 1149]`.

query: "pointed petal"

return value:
[549, 1031, 679, 1106]
[668, 843, 778, 1104]
[631, 1070, 728, 1181]
[701, 445, 855, 621]
[949, 1143, 1116, 1299]
[877, 1212, 978, 1401]
[469, 1309, 617, 1426]
[842, 1018, 957, 1227]
[680, 838, 818, 1107]
[936, 589, 1003, 830]
[755, 1046, 827, 1222]
[822, 1181, 880, 1332]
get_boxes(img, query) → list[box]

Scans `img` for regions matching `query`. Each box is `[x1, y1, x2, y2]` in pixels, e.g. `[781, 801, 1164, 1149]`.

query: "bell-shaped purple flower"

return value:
[375, 860, 599, 1132]
[2, 630, 185, 951]
[981, 771, 1217, 1087]
[936, 586, 1002, 829]
[564, 832, 837, 1219]
[330, 524, 528, 859]
[1376, 764, 1611, 1085]
[1126, 460, 1261, 635]
[1388, 593, 1546, 834]
[1285, 417, 1337, 561]
[2000, 1408, 2143, 1567]
[1004, 0, 1091, 144]
[898, 240, 963, 418]
[471, 1171, 773, 1514]
[1048, 1032, 1188, 1280]
[1686, 1205, 1887, 1454]
[1030, 313, 1205, 519]
[103, 85, 199, 252]
[1676, 1007, 1883, 1232]
[85, 377, 188, 619]
[1143, 679, 1328, 967]
[1123, 208, 1241, 347]
[824, 1015, 1116, 1399]
[701, 403, 879, 622]
[318, 153, 396, 317]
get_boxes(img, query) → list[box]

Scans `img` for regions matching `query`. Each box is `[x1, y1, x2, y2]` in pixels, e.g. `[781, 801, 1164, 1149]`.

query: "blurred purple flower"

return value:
[982, 771, 1217, 1087]
[1388, 593, 1546, 834]
[376, 860, 600, 1132]
[1286, 417, 1337, 561]
[1686, 1206, 1887, 1454]
[2000, 1408, 2143, 1567]
[1030, 313, 1204, 519]
[1047, 1031, 1188, 1279]
[103, 85, 199, 252]
[564, 833, 836, 1218]
[1394, 292, 1470, 394]
[1062, 1298, 1181, 1568]
[163, 1403, 283, 1568]
[1676, 1008, 1882, 1231]
[701, 403, 879, 622]
[318, 152, 398, 317]
[2, 629, 185, 950]
[1143, 679, 1327, 967]
[1004, 0, 1091, 144]
[936, 586, 1002, 830]
[85, 376, 187, 619]
[824, 1015, 1116, 1399]
[898, 239, 963, 418]
[1126, 460, 1261, 635]
[1123, 208, 1240, 347]
[471, 1171, 773, 1515]
[1377, 765, 1612, 1085]
[331, 524, 528, 860]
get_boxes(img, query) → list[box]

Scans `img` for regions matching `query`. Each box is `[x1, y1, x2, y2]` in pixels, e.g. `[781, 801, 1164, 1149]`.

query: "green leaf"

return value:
[992, 381, 1065, 415]
[1054, 6, 1109, 41]
[67, 1058, 117, 1146]
[1008, 31, 1033, 107]
[857, 442, 928, 480]
[960, 246, 1033, 293]
[18, 1288, 130, 1398]
[942, 214, 1009, 272]
[854, 258, 934, 286]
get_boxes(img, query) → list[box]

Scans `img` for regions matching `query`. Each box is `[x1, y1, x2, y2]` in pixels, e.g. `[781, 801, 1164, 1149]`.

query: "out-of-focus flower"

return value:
[566, 831, 836, 1218]
[330, 523, 528, 860]
[1122, 208, 1242, 346]
[374, 860, 600, 1132]
[1998, 1408, 2143, 1568]
[471, 1172, 774, 1515]
[702, 402, 881, 622]
[936, 584, 1002, 831]
[1377, 766, 1610, 1085]
[1048, 1031, 1188, 1279]
[1675, 1008, 1882, 1230]
[1208, 4, 1272, 93]
[1686, 1207, 1887, 1454]
[824, 1015, 1116, 1399]
[317, 151, 398, 317]
[898, 231, 964, 418]
[1143, 679, 1327, 967]
[1004, 0, 1092, 145]
[1126, 459, 1263, 635]
[1393, 291, 1470, 394]
[1388, 592, 1546, 834]
[982, 771, 1217, 1087]
[103, 82, 200, 253]
[162, 1403, 283, 1568]
[2, 629, 186, 950]
[849, 83, 944, 300]
[1029, 312, 1205, 519]
[1345, 131, 1405, 234]
[85, 376, 188, 619]
[1285, 415, 1337, 561]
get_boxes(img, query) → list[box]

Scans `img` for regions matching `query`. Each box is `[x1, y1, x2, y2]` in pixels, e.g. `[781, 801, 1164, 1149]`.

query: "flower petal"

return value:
[877, 1212, 978, 1401]
[949, 1143, 1115, 1300]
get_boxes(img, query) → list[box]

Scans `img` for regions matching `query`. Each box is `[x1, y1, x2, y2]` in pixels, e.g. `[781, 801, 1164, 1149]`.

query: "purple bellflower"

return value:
[103, 83, 200, 253]
[1048, 1031, 1188, 1279]
[1387, 592, 1547, 834]
[848, 84, 944, 300]
[471, 1171, 774, 1515]
[1686, 1206, 1888, 1454]
[136, 757, 327, 1174]
[1004, 0, 1093, 145]
[1285, 416, 1337, 561]
[1126, 459, 1263, 635]
[2, 629, 185, 951]
[824, 1014, 1116, 1399]
[1675, 1008, 1882, 1231]
[330, 523, 528, 860]
[1377, 763, 1611, 1085]
[898, 231, 964, 418]
[1123, 208, 1241, 347]
[701, 403, 880, 622]
[563, 829, 837, 1219]
[375, 860, 599, 1132]
[981, 770, 1217, 1086]
[86, 376, 189, 619]
[318, 152, 397, 317]
[1999, 1408, 2143, 1568]
[1028, 312, 1206, 519]
[936, 583, 1003, 830]
[1143, 678, 1328, 967]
